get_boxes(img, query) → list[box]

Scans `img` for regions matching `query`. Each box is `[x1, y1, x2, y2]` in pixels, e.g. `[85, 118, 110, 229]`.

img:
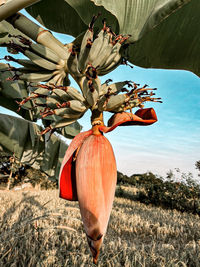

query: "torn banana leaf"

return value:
[127, 0, 200, 76]
[93, 0, 200, 76]
[0, 113, 68, 179]
[0, 93, 33, 121]
[0, 63, 28, 99]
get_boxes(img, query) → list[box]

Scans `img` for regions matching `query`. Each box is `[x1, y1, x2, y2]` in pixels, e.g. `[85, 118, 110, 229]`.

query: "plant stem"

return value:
[0, 0, 41, 22]
[6, 170, 12, 190]
[91, 109, 104, 135]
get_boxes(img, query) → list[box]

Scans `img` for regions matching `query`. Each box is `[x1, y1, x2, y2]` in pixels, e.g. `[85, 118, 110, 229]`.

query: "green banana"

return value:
[101, 81, 131, 96]
[111, 98, 142, 113]
[67, 49, 81, 77]
[99, 79, 112, 95]
[50, 90, 66, 102]
[92, 30, 113, 69]
[40, 117, 79, 135]
[64, 86, 85, 102]
[45, 96, 62, 109]
[41, 114, 61, 121]
[51, 117, 78, 129]
[46, 73, 62, 86]
[78, 16, 95, 73]
[81, 76, 99, 107]
[101, 41, 122, 70]
[18, 71, 54, 82]
[45, 96, 63, 109]
[67, 100, 87, 113]
[36, 30, 70, 60]
[24, 50, 57, 71]
[111, 105, 125, 113]
[78, 37, 92, 73]
[3, 56, 42, 71]
[30, 42, 61, 64]
[52, 88, 72, 101]
[98, 94, 127, 112]
[34, 97, 46, 106]
[33, 87, 50, 96]
[87, 28, 105, 65]
[96, 34, 131, 76]
[97, 53, 121, 76]
[16, 67, 40, 73]
[56, 71, 66, 86]
[49, 107, 83, 119]
[97, 95, 108, 111]
[99, 82, 108, 96]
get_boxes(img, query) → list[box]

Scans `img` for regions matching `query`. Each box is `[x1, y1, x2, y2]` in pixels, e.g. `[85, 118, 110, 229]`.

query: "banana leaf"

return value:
[0, 0, 41, 22]
[0, 63, 28, 99]
[26, 0, 119, 36]
[26, 0, 200, 76]
[0, 113, 68, 179]
[0, 62, 36, 120]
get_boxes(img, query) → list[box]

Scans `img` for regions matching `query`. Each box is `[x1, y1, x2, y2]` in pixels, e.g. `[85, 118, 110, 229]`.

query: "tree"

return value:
[0, 0, 199, 263]
[196, 160, 200, 176]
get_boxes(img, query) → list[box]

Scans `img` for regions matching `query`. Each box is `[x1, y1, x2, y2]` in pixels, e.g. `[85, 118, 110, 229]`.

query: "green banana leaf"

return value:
[26, 0, 200, 76]
[0, 63, 36, 120]
[0, 113, 68, 180]
[26, 0, 119, 36]
[0, 63, 28, 99]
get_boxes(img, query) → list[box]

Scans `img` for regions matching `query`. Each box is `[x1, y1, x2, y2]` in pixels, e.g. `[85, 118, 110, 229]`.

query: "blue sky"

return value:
[0, 10, 200, 179]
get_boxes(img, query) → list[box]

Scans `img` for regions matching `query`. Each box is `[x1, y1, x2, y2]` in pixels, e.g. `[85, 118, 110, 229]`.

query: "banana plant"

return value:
[0, 0, 199, 264]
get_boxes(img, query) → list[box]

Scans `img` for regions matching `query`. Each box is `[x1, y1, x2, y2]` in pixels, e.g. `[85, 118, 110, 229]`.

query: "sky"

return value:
[0, 10, 200, 179]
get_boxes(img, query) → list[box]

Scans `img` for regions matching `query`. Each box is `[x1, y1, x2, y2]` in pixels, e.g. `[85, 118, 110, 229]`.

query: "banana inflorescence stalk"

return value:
[0, 12, 162, 264]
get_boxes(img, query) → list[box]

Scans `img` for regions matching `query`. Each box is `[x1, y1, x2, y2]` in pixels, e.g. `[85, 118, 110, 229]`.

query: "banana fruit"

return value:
[98, 94, 127, 112]
[87, 26, 104, 64]
[74, 18, 130, 77]
[4, 13, 161, 138]
[56, 86, 85, 102]
[42, 107, 84, 119]
[80, 76, 99, 107]
[67, 47, 82, 78]
[30, 42, 61, 64]
[23, 50, 57, 71]
[17, 71, 54, 83]
[99, 81, 131, 96]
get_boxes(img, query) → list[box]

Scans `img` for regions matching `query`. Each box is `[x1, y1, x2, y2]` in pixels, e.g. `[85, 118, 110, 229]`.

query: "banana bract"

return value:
[59, 108, 157, 264]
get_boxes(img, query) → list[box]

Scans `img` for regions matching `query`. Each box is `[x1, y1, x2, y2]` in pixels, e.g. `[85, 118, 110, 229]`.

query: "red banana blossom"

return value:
[59, 108, 157, 264]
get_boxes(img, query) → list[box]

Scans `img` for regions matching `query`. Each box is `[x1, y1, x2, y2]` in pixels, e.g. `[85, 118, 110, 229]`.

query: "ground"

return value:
[0, 186, 200, 266]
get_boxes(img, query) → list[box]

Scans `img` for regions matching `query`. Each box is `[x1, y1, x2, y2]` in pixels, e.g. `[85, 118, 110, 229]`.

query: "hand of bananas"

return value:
[0, 13, 161, 135]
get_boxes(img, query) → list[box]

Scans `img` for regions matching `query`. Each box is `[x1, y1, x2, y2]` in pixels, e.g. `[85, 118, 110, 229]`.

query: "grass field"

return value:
[1, 186, 200, 267]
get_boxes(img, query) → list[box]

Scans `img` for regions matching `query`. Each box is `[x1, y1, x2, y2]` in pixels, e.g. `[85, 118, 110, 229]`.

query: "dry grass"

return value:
[1, 187, 200, 267]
